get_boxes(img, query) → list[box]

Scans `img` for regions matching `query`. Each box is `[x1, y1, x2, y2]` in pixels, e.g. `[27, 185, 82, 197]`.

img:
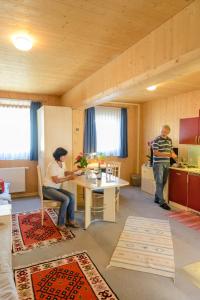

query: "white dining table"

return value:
[63, 173, 129, 229]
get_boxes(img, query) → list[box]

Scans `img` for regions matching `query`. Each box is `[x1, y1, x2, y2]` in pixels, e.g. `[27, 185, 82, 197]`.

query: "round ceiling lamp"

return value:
[146, 85, 157, 91]
[12, 34, 33, 51]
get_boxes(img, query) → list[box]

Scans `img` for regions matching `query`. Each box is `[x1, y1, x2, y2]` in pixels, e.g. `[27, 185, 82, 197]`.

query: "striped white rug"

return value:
[109, 216, 175, 279]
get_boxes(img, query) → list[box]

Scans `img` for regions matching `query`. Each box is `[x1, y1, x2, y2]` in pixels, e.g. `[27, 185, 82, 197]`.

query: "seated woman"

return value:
[43, 147, 79, 230]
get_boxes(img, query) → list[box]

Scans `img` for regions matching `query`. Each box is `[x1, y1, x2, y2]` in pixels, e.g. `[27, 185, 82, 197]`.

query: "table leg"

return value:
[62, 182, 78, 211]
[103, 187, 116, 222]
[84, 188, 92, 229]
[73, 183, 78, 212]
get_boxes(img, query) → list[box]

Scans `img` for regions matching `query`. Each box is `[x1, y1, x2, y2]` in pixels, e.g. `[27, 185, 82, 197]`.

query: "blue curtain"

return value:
[83, 107, 97, 153]
[119, 108, 128, 158]
[30, 101, 41, 160]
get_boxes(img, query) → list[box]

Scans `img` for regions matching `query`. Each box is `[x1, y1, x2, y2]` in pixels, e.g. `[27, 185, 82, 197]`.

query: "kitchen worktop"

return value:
[143, 164, 200, 174]
[170, 166, 200, 174]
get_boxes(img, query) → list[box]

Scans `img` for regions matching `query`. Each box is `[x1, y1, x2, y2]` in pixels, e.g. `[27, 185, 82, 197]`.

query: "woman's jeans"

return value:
[42, 186, 75, 226]
[153, 163, 170, 205]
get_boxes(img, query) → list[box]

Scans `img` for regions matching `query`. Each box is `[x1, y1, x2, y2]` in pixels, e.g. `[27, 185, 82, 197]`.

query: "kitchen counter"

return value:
[169, 166, 200, 212]
[170, 166, 200, 174]
[141, 164, 168, 197]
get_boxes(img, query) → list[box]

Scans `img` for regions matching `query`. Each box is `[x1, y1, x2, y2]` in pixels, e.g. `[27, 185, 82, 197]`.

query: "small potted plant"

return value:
[74, 152, 88, 169]
[97, 152, 105, 165]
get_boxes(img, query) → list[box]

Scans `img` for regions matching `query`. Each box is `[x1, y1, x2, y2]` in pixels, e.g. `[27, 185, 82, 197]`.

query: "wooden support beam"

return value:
[0, 91, 61, 105]
[61, 0, 200, 108]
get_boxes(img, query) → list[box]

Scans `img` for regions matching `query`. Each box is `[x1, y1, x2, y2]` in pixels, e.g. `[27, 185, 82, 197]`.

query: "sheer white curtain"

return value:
[0, 105, 30, 160]
[95, 106, 121, 156]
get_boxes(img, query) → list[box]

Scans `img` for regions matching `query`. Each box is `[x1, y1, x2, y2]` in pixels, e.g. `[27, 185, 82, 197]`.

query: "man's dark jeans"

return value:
[153, 162, 170, 205]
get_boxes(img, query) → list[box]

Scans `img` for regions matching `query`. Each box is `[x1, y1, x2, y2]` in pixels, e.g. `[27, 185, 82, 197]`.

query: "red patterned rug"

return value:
[12, 208, 75, 254]
[14, 252, 118, 300]
[167, 211, 200, 231]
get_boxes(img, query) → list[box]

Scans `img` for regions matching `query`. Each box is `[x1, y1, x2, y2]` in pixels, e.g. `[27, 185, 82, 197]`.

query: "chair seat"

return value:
[93, 188, 119, 195]
[43, 199, 60, 207]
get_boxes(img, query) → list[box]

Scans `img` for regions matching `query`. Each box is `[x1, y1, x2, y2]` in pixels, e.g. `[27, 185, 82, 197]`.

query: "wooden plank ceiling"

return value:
[0, 0, 193, 95]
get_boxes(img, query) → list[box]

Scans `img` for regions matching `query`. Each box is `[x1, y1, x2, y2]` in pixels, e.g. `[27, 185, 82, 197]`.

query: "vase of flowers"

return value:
[74, 152, 88, 169]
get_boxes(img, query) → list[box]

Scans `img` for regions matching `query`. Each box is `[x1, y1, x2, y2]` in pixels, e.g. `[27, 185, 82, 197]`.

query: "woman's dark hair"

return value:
[53, 147, 68, 161]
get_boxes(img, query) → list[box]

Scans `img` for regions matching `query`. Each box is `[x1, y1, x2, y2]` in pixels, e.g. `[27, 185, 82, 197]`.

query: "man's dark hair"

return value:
[53, 147, 68, 161]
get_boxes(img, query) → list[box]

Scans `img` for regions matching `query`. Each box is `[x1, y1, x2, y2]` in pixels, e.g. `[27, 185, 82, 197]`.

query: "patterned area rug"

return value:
[109, 216, 175, 279]
[14, 252, 118, 300]
[167, 211, 200, 231]
[12, 208, 75, 254]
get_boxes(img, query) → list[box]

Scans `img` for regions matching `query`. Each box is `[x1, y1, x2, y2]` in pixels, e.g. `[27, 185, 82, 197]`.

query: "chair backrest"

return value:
[106, 161, 121, 177]
[37, 165, 44, 203]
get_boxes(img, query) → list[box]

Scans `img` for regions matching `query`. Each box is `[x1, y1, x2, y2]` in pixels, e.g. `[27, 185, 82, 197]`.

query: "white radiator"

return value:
[0, 167, 27, 193]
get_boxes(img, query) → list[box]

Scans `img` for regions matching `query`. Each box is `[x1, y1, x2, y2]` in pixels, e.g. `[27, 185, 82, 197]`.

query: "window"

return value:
[95, 106, 121, 156]
[0, 100, 30, 160]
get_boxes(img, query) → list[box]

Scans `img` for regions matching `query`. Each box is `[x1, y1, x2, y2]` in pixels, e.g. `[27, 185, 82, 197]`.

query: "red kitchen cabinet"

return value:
[188, 174, 200, 212]
[169, 169, 188, 206]
[179, 117, 200, 144]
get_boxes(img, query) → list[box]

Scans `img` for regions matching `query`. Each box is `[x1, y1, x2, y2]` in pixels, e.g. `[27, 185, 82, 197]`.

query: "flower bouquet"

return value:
[74, 152, 88, 169]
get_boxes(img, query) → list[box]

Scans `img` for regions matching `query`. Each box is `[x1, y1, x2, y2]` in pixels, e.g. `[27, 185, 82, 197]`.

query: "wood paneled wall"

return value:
[0, 91, 61, 197]
[72, 106, 138, 182]
[140, 89, 200, 165]
[72, 109, 84, 164]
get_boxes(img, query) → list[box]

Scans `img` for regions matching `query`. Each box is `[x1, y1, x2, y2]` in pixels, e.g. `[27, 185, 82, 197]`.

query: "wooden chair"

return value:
[105, 161, 121, 177]
[93, 161, 121, 211]
[106, 161, 121, 210]
[37, 165, 60, 226]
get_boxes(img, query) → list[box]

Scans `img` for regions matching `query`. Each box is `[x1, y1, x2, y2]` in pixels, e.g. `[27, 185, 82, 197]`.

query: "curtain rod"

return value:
[0, 104, 30, 108]
[0, 98, 31, 108]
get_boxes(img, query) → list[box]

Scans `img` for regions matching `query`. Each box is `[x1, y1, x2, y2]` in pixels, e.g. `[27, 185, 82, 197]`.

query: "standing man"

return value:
[152, 125, 177, 210]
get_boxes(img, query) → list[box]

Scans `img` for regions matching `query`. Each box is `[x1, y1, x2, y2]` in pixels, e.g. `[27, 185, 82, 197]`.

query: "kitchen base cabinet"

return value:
[141, 165, 168, 199]
[188, 174, 200, 212]
[169, 169, 188, 206]
[141, 165, 155, 195]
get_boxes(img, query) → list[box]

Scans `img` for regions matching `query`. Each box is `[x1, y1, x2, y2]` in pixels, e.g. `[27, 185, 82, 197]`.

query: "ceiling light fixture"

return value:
[146, 85, 157, 91]
[12, 34, 33, 51]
